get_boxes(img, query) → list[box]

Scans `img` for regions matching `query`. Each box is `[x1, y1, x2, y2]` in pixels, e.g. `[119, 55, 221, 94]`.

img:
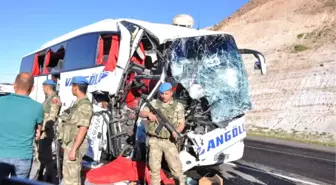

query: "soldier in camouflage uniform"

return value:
[139, 82, 186, 185]
[29, 79, 61, 181]
[58, 76, 93, 185]
[39, 79, 61, 182]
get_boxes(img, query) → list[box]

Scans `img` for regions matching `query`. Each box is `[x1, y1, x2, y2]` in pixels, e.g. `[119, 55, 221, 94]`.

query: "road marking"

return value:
[227, 162, 320, 185]
[246, 145, 336, 163]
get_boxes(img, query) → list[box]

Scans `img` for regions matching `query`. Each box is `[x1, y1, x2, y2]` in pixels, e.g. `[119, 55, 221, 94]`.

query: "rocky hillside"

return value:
[212, 0, 336, 145]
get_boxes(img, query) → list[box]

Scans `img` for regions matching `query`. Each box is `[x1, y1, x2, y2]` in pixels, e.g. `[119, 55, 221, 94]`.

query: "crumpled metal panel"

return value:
[166, 34, 252, 124]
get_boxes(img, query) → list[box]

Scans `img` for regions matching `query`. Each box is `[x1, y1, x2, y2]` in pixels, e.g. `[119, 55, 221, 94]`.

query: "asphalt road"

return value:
[243, 137, 335, 184]
[187, 136, 336, 185]
[187, 163, 301, 185]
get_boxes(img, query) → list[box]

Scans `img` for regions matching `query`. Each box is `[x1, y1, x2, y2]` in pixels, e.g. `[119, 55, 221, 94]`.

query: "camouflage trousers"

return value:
[29, 141, 40, 180]
[62, 146, 85, 185]
[148, 137, 185, 185]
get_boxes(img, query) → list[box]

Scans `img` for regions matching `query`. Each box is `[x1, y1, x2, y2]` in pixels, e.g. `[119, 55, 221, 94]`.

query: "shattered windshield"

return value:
[166, 34, 252, 124]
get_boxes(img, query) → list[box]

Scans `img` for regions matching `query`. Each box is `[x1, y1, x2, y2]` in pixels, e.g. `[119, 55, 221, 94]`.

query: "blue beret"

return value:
[72, 76, 89, 85]
[159, 82, 172, 93]
[42, 79, 56, 86]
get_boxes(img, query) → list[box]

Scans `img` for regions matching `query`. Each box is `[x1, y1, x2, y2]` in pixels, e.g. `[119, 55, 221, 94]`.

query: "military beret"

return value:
[159, 82, 172, 93]
[72, 76, 89, 85]
[42, 79, 56, 86]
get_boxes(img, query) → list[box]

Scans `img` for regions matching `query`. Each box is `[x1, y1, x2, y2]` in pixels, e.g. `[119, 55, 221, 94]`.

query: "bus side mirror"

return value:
[254, 61, 261, 70]
[239, 49, 267, 75]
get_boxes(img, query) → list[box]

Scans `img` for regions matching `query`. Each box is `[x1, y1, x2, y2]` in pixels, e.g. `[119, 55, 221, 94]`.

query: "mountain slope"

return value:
[212, 0, 336, 144]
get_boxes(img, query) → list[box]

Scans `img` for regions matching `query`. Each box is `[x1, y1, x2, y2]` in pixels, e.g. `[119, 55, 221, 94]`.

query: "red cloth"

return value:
[104, 35, 120, 71]
[96, 37, 104, 65]
[31, 54, 40, 76]
[86, 156, 175, 185]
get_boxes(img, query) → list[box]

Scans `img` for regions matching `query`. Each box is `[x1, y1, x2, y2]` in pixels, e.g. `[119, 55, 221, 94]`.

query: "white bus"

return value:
[19, 18, 266, 173]
[0, 83, 14, 96]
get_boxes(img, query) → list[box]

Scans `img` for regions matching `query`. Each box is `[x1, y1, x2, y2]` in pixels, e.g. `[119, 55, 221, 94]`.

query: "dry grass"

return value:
[293, 44, 309, 52]
[324, 0, 336, 7]
[247, 126, 336, 147]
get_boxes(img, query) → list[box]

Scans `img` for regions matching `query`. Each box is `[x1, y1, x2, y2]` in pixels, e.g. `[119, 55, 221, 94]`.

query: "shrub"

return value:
[294, 44, 309, 52]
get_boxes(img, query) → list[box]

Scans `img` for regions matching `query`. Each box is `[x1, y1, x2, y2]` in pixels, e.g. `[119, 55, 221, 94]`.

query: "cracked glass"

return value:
[166, 34, 252, 124]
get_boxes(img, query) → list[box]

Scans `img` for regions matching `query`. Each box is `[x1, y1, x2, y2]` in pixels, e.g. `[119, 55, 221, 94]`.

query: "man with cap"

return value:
[38, 79, 61, 182]
[58, 76, 93, 185]
[139, 82, 186, 185]
[29, 79, 60, 181]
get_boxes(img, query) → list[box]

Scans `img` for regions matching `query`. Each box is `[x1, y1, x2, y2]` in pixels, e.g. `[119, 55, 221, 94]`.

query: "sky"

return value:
[0, 0, 248, 83]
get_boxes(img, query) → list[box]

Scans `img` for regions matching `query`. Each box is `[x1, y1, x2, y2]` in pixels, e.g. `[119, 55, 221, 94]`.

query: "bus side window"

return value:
[30, 52, 45, 76]
[96, 34, 120, 71]
[20, 54, 35, 73]
[96, 34, 113, 65]
[37, 53, 45, 73]
[63, 33, 99, 71]
[45, 47, 65, 74]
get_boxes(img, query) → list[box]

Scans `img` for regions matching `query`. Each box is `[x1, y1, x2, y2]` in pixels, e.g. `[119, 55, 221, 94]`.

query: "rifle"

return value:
[141, 97, 183, 139]
[53, 118, 63, 184]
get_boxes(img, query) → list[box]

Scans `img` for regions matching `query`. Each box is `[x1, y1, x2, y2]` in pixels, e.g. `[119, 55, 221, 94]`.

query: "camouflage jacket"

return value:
[144, 98, 185, 139]
[41, 92, 61, 139]
[59, 96, 93, 148]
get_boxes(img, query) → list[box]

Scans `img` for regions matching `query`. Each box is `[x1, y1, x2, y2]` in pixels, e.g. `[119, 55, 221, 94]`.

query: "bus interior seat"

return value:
[144, 50, 158, 71]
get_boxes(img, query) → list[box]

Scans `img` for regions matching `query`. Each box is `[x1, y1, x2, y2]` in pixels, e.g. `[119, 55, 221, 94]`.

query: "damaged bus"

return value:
[19, 18, 266, 183]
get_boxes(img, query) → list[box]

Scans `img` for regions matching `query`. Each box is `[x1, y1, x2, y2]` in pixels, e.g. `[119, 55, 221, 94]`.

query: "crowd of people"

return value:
[0, 72, 186, 185]
[0, 72, 93, 185]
